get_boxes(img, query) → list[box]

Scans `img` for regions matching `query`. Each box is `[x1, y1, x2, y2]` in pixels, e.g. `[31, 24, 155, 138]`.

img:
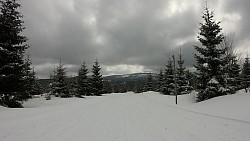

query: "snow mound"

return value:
[0, 106, 8, 111]
[22, 95, 85, 108]
[189, 90, 250, 122]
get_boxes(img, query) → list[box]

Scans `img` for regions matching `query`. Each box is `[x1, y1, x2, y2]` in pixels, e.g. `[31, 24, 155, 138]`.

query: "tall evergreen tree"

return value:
[23, 55, 33, 98]
[23, 55, 41, 97]
[226, 55, 241, 93]
[194, 5, 228, 102]
[49, 68, 57, 95]
[68, 76, 78, 96]
[241, 56, 250, 92]
[77, 62, 90, 97]
[31, 73, 43, 96]
[53, 60, 69, 97]
[176, 51, 190, 95]
[157, 69, 164, 92]
[185, 70, 195, 91]
[91, 60, 103, 96]
[162, 58, 175, 95]
[221, 36, 241, 93]
[0, 0, 29, 107]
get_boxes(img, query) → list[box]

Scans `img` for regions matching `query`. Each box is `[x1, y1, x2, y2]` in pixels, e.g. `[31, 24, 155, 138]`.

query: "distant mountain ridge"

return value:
[38, 73, 158, 92]
[104, 73, 158, 82]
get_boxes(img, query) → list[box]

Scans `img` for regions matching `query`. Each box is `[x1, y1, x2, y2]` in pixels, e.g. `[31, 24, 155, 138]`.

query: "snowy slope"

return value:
[0, 92, 250, 141]
[188, 90, 250, 122]
[142, 90, 250, 122]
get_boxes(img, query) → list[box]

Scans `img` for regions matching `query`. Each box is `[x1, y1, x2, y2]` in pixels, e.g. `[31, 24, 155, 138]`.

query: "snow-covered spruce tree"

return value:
[147, 73, 154, 91]
[53, 60, 69, 97]
[91, 60, 103, 96]
[77, 62, 91, 97]
[31, 75, 43, 96]
[194, 6, 228, 102]
[23, 55, 41, 97]
[185, 70, 195, 91]
[226, 55, 241, 93]
[241, 56, 250, 92]
[68, 76, 78, 96]
[162, 58, 175, 95]
[49, 69, 57, 95]
[177, 52, 190, 95]
[23, 55, 33, 98]
[157, 69, 164, 92]
[0, 0, 29, 107]
[221, 36, 241, 93]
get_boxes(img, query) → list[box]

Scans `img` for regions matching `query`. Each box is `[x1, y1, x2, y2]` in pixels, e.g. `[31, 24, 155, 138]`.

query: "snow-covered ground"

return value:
[0, 91, 250, 141]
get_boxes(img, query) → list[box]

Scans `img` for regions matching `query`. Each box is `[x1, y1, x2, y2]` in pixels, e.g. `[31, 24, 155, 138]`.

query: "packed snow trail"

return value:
[0, 92, 250, 141]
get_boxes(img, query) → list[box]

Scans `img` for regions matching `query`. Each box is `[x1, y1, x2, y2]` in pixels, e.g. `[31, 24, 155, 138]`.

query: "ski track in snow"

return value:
[140, 93, 250, 124]
[0, 93, 250, 141]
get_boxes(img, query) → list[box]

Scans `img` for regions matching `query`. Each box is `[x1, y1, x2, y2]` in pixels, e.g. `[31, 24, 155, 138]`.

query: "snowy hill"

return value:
[0, 91, 250, 141]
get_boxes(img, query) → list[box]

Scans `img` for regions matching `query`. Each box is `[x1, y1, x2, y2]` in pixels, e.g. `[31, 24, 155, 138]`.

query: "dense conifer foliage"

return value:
[162, 58, 175, 95]
[0, 0, 29, 107]
[77, 62, 91, 97]
[176, 52, 191, 95]
[241, 56, 250, 92]
[194, 6, 229, 102]
[91, 60, 103, 96]
[52, 60, 70, 97]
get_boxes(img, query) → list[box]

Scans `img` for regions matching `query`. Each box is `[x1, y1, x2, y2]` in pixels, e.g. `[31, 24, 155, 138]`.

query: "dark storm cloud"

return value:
[219, 0, 250, 52]
[19, 0, 250, 78]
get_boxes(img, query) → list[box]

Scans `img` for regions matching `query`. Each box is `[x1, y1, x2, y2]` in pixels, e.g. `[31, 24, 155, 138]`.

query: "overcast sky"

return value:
[20, 0, 250, 78]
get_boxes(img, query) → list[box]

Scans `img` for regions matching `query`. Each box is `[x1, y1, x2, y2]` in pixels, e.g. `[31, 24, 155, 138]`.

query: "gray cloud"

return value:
[20, 0, 250, 78]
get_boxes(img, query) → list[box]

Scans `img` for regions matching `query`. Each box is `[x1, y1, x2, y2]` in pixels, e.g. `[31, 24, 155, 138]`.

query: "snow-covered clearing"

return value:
[0, 91, 250, 141]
